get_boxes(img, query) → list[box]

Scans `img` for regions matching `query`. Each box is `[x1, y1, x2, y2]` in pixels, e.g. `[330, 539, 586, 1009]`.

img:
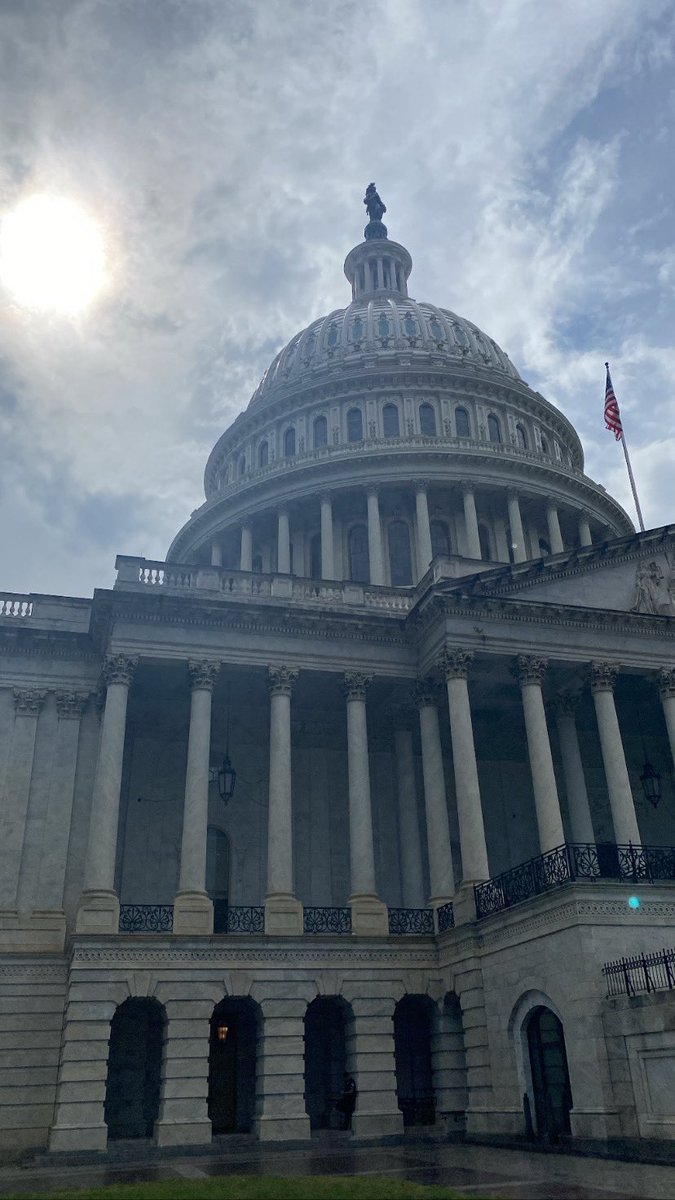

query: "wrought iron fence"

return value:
[119, 904, 174, 933]
[604, 948, 675, 997]
[388, 907, 435, 935]
[221, 906, 265, 933]
[474, 842, 675, 919]
[436, 901, 455, 933]
[303, 907, 352, 934]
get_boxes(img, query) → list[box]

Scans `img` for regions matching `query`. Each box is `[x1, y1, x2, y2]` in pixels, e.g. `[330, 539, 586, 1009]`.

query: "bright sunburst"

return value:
[0, 194, 104, 315]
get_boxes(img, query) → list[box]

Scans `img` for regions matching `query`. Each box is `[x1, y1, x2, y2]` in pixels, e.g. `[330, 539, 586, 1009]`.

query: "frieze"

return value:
[0, 962, 67, 979]
[70, 946, 437, 966]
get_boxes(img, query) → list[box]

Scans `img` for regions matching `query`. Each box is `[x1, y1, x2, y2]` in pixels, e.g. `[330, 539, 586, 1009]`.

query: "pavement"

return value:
[2, 1137, 675, 1199]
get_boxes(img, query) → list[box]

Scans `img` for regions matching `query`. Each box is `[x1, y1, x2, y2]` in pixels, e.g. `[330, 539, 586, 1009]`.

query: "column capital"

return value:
[188, 659, 220, 691]
[460, 480, 475, 496]
[55, 690, 91, 719]
[438, 648, 474, 680]
[343, 671, 372, 701]
[414, 678, 441, 709]
[506, 486, 521, 502]
[366, 485, 379, 499]
[13, 688, 47, 716]
[658, 667, 675, 699]
[268, 664, 298, 696]
[103, 654, 139, 688]
[591, 661, 619, 694]
[551, 692, 579, 719]
[513, 655, 548, 687]
[415, 479, 431, 495]
[319, 491, 333, 505]
[546, 500, 558, 514]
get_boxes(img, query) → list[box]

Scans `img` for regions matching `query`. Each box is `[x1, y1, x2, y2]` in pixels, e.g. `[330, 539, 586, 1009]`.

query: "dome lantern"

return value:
[343, 183, 412, 301]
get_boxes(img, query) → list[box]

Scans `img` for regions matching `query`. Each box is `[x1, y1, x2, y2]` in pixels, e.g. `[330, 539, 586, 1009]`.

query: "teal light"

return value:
[628, 895, 641, 910]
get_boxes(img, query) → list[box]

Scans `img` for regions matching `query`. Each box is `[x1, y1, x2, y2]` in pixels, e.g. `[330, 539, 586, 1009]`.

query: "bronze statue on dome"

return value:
[364, 183, 386, 223]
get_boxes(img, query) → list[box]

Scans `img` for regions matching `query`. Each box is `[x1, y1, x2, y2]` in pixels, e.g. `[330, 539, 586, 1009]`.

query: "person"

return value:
[337, 1072, 357, 1130]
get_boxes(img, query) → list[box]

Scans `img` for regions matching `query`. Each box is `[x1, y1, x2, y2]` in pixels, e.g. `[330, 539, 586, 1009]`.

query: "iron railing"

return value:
[474, 842, 675, 919]
[119, 904, 174, 933]
[388, 907, 435, 935]
[437, 901, 455, 933]
[219, 905, 265, 933]
[303, 907, 352, 934]
[604, 947, 675, 997]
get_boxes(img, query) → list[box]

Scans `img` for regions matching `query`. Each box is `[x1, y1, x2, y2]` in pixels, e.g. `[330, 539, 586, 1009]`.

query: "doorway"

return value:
[527, 1006, 572, 1140]
[104, 997, 164, 1139]
[394, 994, 436, 1126]
[208, 998, 258, 1134]
[304, 996, 350, 1129]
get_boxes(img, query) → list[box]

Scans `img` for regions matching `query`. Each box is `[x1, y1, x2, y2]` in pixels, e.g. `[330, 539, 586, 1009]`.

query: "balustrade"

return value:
[387, 907, 435, 935]
[0, 594, 33, 617]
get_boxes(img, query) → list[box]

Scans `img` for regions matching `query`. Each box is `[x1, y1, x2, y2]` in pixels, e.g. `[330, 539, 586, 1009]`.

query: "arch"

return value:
[258, 440, 268, 468]
[455, 407, 470, 438]
[283, 427, 296, 457]
[382, 403, 400, 438]
[349, 524, 370, 584]
[208, 997, 260, 1134]
[527, 1007, 573, 1141]
[310, 532, 321, 580]
[104, 997, 165, 1139]
[206, 827, 229, 934]
[430, 519, 450, 559]
[303, 996, 352, 1130]
[487, 413, 502, 443]
[540, 433, 550, 456]
[313, 415, 328, 449]
[508, 990, 571, 1143]
[516, 423, 528, 451]
[347, 407, 363, 443]
[478, 523, 492, 562]
[388, 520, 413, 586]
[394, 994, 436, 1126]
[419, 403, 436, 436]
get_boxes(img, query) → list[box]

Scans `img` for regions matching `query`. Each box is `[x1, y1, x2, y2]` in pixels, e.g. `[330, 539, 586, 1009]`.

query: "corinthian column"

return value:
[506, 489, 527, 563]
[344, 672, 388, 934]
[76, 655, 137, 934]
[366, 488, 385, 585]
[552, 695, 595, 845]
[174, 660, 219, 935]
[591, 663, 641, 846]
[265, 666, 302, 934]
[415, 680, 455, 906]
[320, 494, 336, 579]
[439, 651, 489, 886]
[461, 482, 481, 559]
[513, 656, 565, 853]
[658, 669, 675, 769]
[415, 484, 433, 577]
[546, 503, 564, 555]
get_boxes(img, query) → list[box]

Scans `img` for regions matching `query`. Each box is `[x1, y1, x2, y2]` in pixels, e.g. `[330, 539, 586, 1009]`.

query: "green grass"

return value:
[10, 1175, 473, 1200]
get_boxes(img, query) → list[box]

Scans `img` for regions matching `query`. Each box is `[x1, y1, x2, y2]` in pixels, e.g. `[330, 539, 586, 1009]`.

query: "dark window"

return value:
[478, 524, 492, 561]
[487, 414, 501, 443]
[310, 533, 321, 579]
[455, 407, 470, 438]
[313, 416, 328, 448]
[430, 520, 450, 558]
[258, 440, 268, 468]
[388, 520, 413, 585]
[347, 408, 363, 442]
[208, 998, 259, 1135]
[252, 554, 262, 574]
[419, 404, 436, 436]
[304, 997, 351, 1131]
[284, 427, 296, 457]
[383, 404, 400, 438]
[349, 524, 370, 583]
[394, 995, 435, 1127]
[539, 537, 551, 557]
[541, 434, 550, 456]
[516, 424, 528, 451]
[238, 455, 246, 477]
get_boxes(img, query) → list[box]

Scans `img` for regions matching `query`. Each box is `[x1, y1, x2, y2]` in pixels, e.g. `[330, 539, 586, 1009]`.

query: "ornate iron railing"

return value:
[303, 907, 352, 934]
[604, 948, 675, 997]
[436, 901, 455, 933]
[475, 842, 675, 919]
[388, 907, 435, 935]
[220, 906, 265, 933]
[119, 904, 174, 933]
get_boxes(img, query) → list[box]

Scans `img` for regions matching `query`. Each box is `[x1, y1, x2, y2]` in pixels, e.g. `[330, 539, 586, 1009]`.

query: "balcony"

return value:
[118, 903, 448, 937]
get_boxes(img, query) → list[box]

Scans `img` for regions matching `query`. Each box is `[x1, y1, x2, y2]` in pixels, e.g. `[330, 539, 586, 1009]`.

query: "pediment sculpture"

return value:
[631, 555, 675, 616]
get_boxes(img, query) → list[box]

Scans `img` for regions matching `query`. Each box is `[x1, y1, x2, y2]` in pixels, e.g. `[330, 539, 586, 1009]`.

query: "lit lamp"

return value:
[640, 759, 662, 808]
[217, 1024, 229, 1042]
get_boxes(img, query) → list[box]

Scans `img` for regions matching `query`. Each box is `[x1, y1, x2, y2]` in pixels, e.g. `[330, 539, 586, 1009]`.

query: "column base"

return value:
[352, 1110, 403, 1137]
[0, 908, 66, 953]
[154, 1118, 212, 1147]
[48, 1122, 108, 1153]
[75, 890, 120, 935]
[264, 894, 303, 936]
[349, 894, 389, 936]
[256, 1113, 311, 1141]
[173, 891, 213, 936]
[452, 882, 479, 926]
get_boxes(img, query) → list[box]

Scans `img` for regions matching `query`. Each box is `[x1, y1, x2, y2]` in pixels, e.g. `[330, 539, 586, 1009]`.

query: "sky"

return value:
[0, 0, 674, 598]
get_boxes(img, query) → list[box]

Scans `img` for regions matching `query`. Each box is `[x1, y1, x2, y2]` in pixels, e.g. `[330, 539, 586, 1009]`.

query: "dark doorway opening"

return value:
[104, 997, 164, 1140]
[208, 998, 259, 1134]
[394, 994, 436, 1126]
[527, 1006, 572, 1141]
[304, 996, 351, 1130]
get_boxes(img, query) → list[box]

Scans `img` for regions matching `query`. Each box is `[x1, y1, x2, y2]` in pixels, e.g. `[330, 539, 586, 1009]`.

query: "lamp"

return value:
[640, 759, 662, 808]
[210, 681, 236, 804]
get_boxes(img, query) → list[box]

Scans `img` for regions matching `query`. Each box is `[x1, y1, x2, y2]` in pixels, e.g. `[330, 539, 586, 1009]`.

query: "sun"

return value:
[0, 194, 105, 315]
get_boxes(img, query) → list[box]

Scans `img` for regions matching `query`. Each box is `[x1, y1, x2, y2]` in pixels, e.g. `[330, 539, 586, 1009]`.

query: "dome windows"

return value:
[455, 407, 471, 438]
[388, 521, 413, 586]
[540, 433, 550, 456]
[430, 519, 450, 558]
[487, 414, 502, 443]
[516, 424, 528, 451]
[258, 441, 269, 468]
[313, 415, 328, 449]
[377, 312, 392, 342]
[383, 404, 400, 438]
[283, 428, 296, 458]
[419, 403, 436, 436]
[350, 315, 365, 346]
[347, 408, 363, 443]
[349, 524, 370, 583]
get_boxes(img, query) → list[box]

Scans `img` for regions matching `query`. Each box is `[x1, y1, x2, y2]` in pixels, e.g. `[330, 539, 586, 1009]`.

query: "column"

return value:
[320, 493, 336, 579]
[439, 651, 489, 892]
[174, 660, 219, 934]
[255, 993, 311, 1141]
[366, 487, 385, 585]
[415, 483, 433, 577]
[553, 695, 595, 845]
[277, 507, 290, 574]
[394, 725, 425, 909]
[155, 997, 213, 1146]
[461, 482, 481, 559]
[659, 669, 675, 769]
[415, 681, 455, 906]
[591, 662, 641, 845]
[240, 523, 253, 572]
[513, 656, 565, 853]
[210, 539, 222, 567]
[0, 689, 46, 909]
[36, 691, 91, 910]
[344, 672, 388, 934]
[578, 516, 592, 547]
[265, 665, 302, 934]
[506, 489, 527, 563]
[76, 655, 137, 934]
[546, 503, 564, 554]
[344, 991, 404, 1137]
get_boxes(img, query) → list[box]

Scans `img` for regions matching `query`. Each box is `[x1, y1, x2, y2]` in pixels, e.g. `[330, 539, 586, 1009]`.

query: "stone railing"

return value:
[0, 594, 33, 617]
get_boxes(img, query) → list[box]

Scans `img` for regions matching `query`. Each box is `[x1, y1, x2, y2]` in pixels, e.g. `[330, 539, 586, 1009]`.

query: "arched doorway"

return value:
[208, 998, 259, 1134]
[304, 996, 351, 1129]
[104, 997, 164, 1140]
[526, 1006, 572, 1141]
[394, 994, 436, 1126]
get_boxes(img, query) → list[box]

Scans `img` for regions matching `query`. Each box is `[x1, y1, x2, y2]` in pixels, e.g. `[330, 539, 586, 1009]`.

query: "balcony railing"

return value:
[603, 947, 675, 998]
[214, 904, 265, 933]
[303, 907, 352, 934]
[388, 907, 435, 935]
[119, 904, 174, 933]
[437, 901, 455, 933]
[474, 842, 675, 919]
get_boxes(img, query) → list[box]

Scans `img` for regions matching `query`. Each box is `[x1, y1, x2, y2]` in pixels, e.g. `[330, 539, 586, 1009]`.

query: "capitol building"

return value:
[1, 189, 675, 1158]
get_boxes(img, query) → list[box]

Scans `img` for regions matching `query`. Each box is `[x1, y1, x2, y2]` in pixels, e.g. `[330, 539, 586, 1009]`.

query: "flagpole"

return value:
[620, 430, 645, 532]
[604, 362, 646, 534]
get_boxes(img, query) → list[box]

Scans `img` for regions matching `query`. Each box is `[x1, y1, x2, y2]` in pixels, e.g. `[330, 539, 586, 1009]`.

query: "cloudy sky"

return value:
[0, 0, 674, 597]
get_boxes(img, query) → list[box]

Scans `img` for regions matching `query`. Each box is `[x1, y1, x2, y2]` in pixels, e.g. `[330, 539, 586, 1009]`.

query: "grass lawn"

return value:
[9, 1175, 475, 1200]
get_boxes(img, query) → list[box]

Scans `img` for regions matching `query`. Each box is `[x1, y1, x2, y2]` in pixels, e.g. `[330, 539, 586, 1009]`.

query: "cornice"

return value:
[0, 628, 97, 661]
[70, 943, 438, 966]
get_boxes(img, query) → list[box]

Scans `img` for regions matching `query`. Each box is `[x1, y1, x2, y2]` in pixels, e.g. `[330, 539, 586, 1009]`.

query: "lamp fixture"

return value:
[634, 694, 662, 809]
[209, 681, 237, 804]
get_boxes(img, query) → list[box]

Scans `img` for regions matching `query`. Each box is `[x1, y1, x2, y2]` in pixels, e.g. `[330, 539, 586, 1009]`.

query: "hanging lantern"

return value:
[218, 754, 237, 804]
[640, 759, 661, 808]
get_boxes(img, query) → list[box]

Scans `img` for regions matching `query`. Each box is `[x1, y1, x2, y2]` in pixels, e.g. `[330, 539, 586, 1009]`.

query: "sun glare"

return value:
[0, 194, 105, 315]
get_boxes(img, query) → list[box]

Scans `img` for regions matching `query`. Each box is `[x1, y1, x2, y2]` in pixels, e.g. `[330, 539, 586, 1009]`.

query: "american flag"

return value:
[604, 362, 623, 441]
